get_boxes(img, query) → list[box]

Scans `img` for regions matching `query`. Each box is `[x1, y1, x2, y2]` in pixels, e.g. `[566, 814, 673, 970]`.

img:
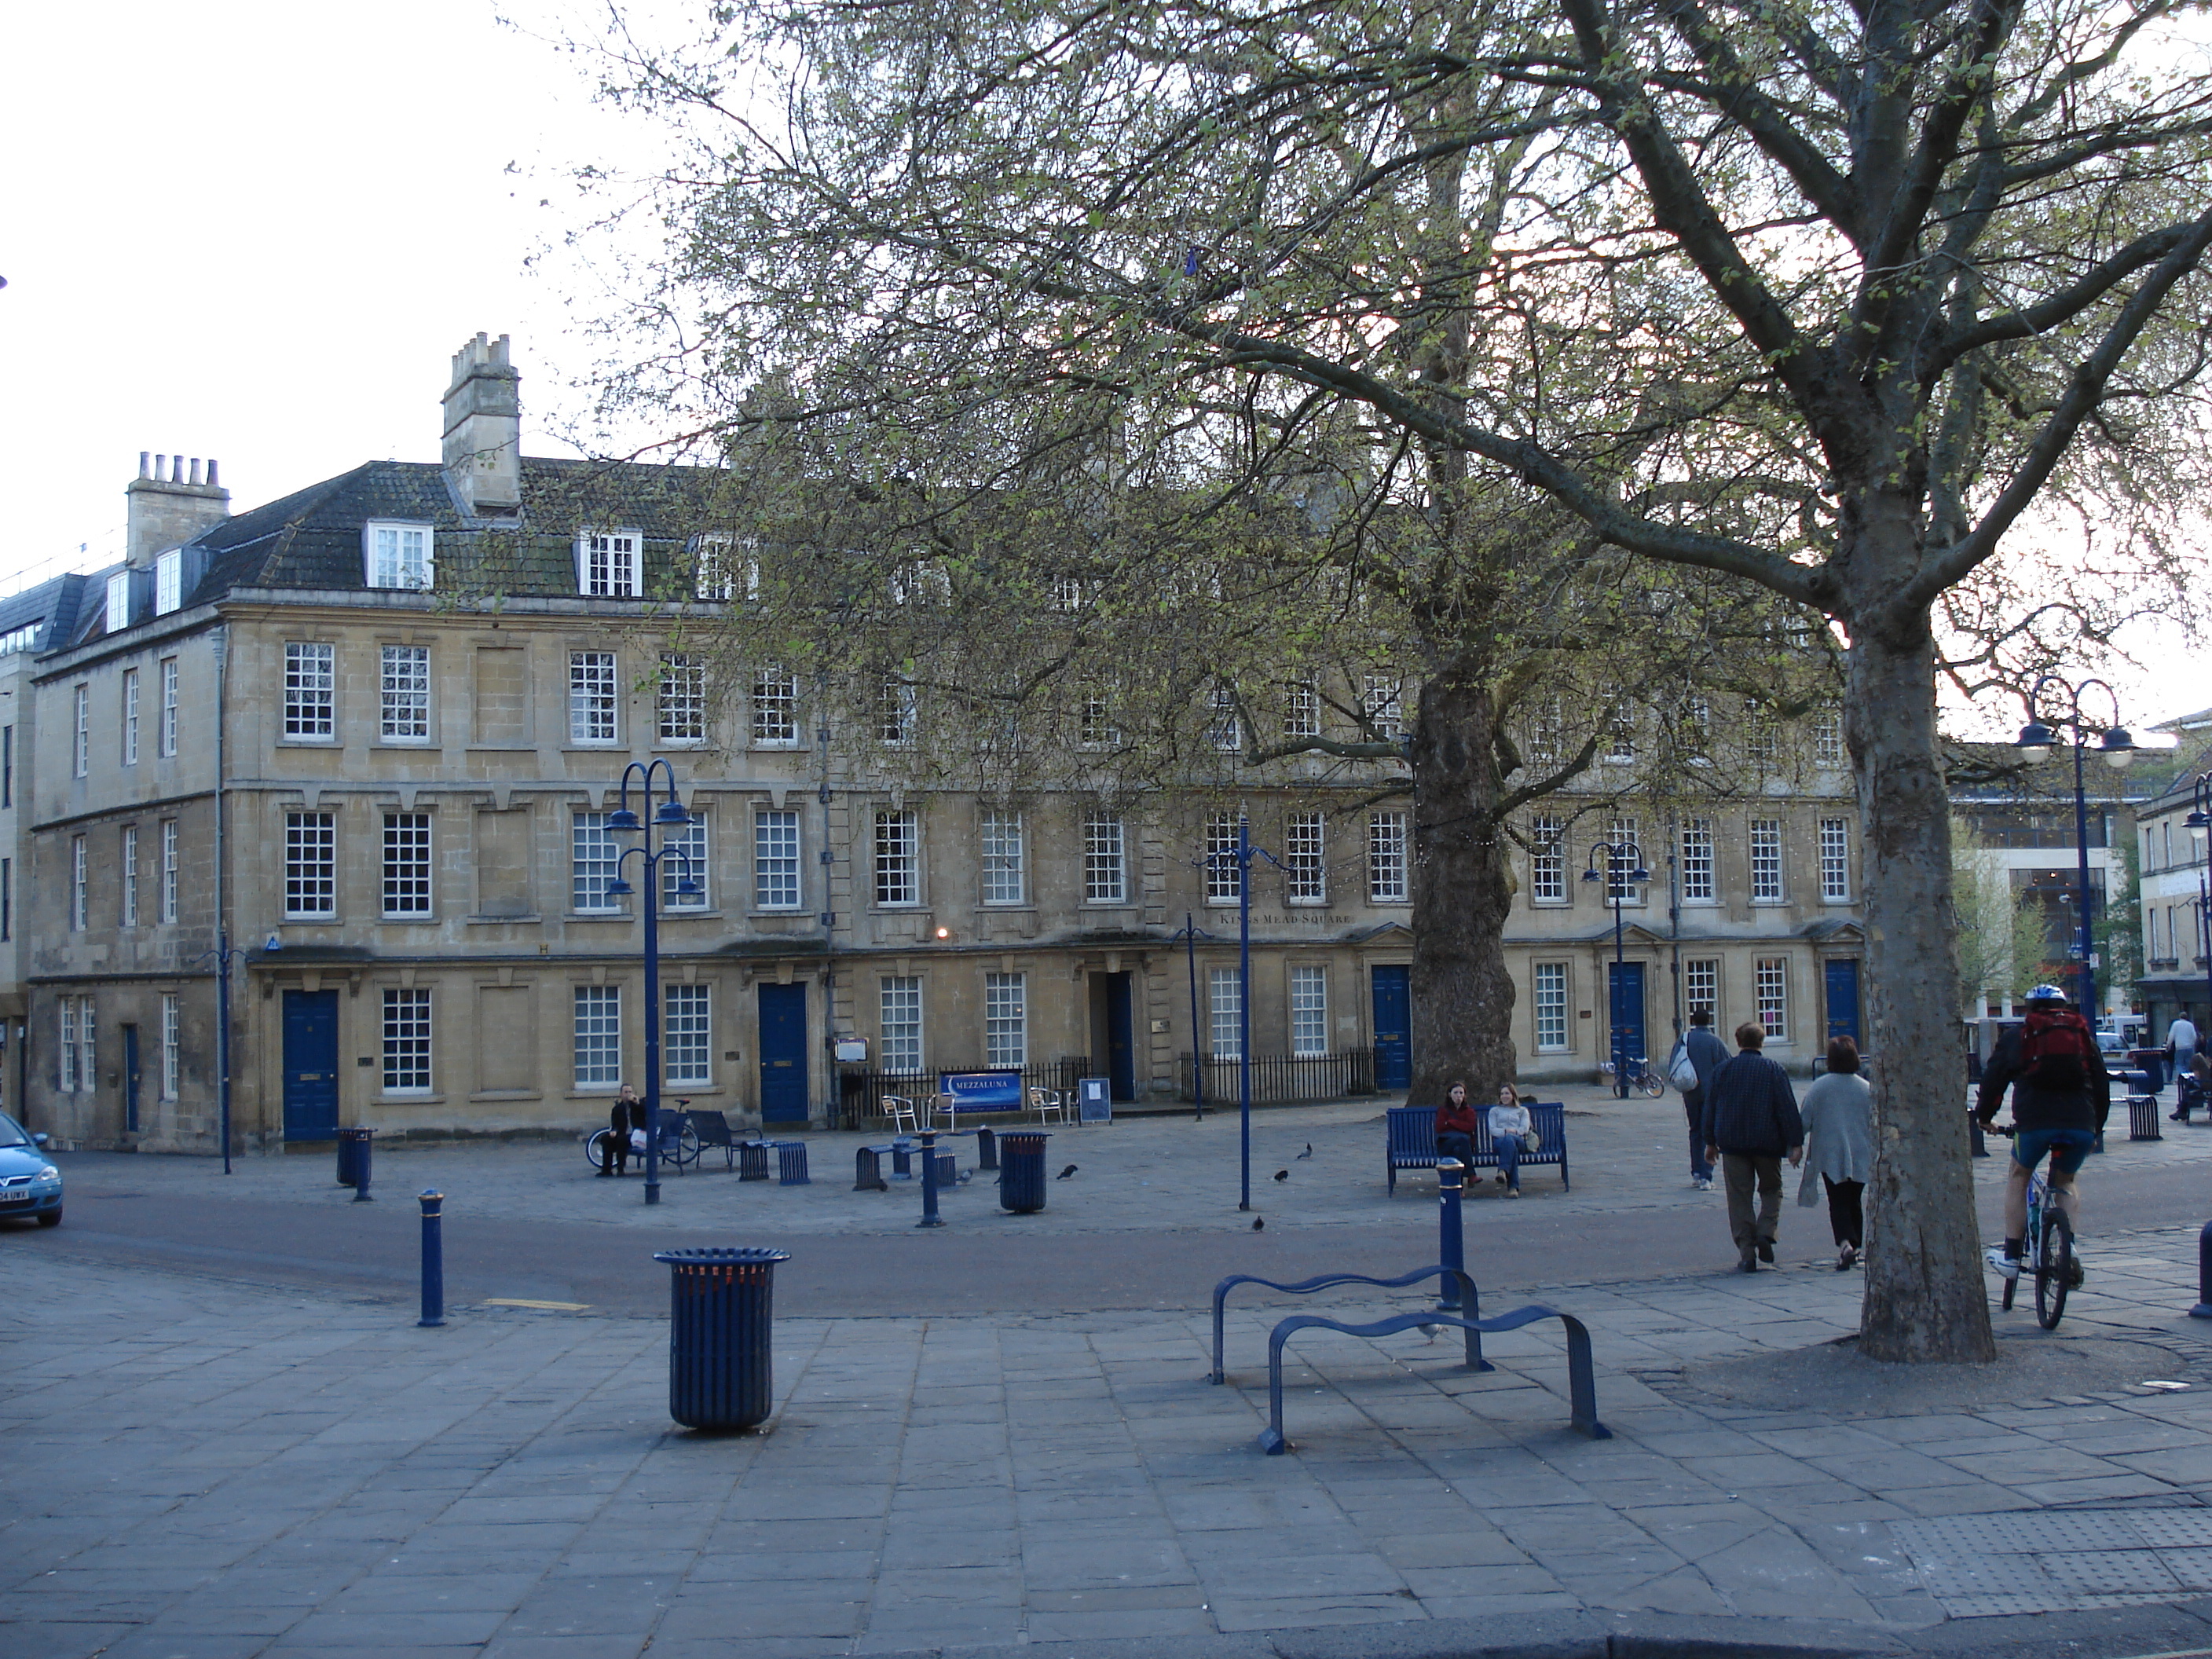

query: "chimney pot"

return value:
[189, 458, 202, 485]
[138, 452, 150, 480]
[207, 459, 219, 487]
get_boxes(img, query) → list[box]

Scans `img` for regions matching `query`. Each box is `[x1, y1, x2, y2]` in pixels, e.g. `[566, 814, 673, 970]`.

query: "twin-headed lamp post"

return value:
[1584, 840, 1651, 1099]
[603, 759, 701, 1207]
[2184, 771, 2212, 1031]
[2014, 675, 2135, 1016]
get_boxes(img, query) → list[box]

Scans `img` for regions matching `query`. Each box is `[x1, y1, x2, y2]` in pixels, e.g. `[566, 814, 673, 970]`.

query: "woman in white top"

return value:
[1489, 1083, 1533, 1196]
[1797, 1036, 1874, 1269]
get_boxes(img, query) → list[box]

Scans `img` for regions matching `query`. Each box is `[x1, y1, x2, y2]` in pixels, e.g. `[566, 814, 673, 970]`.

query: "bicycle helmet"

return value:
[2024, 984, 2068, 1005]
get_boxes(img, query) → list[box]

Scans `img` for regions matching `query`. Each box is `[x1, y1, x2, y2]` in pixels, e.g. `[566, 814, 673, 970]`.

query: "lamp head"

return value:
[604, 876, 634, 897]
[1629, 866, 1651, 883]
[2187, 808, 2209, 846]
[606, 807, 643, 835]
[2099, 727, 2136, 768]
[2015, 720, 2056, 764]
[654, 799, 694, 826]
[1581, 866, 1601, 884]
[675, 875, 703, 897]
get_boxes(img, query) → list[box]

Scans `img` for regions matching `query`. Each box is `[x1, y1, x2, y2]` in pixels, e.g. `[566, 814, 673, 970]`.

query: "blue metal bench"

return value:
[1386, 1102, 1569, 1193]
[1258, 1296, 1610, 1455]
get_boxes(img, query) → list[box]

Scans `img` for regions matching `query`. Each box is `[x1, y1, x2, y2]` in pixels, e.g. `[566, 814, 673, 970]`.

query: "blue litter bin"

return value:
[654, 1247, 791, 1431]
[336, 1126, 374, 1188]
[999, 1130, 1050, 1214]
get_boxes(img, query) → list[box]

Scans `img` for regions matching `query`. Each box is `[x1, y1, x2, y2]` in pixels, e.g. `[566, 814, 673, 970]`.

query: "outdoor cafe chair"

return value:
[1030, 1087, 1069, 1126]
[881, 1094, 921, 1134]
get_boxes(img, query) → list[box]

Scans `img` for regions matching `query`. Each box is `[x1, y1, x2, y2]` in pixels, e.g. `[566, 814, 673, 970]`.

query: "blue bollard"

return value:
[1437, 1158, 1467, 1311]
[2192, 1221, 2212, 1320]
[917, 1127, 944, 1228]
[418, 1190, 445, 1328]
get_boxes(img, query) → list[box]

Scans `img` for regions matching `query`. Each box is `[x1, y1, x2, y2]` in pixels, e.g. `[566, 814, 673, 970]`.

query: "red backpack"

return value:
[2020, 1006, 2095, 1090]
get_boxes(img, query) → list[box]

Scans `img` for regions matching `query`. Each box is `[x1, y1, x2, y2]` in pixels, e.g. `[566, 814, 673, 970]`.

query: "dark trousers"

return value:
[1822, 1177, 1864, 1249]
[609, 1103, 643, 1172]
[1436, 1132, 1475, 1170]
[1683, 1090, 1712, 1180]
[1721, 1153, 1782, 1259]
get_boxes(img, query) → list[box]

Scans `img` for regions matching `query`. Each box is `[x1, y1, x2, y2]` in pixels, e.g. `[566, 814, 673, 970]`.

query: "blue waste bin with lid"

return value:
[999, 1130, 1050, 1213]
[653, 1247, 792, 1430]
[336, 1126, 375, 1188]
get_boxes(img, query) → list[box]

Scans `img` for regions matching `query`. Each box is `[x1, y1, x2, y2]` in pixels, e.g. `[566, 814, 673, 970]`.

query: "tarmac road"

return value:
[15, 1145, 2210, 1318]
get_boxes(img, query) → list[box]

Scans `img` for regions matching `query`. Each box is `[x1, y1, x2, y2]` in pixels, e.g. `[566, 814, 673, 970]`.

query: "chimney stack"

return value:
[127, 452, 231, 566]
[441, 332, 522, 514]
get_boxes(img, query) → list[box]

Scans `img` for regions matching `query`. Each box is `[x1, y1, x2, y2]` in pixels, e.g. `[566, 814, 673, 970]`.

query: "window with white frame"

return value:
[662, 816, 709, 910]
[1078, 683, 1120, 749]
[1361, 674, 1403, 739]
[1083, 811, 1126, 903]
[71, 684, 87, 777]
[1756, 957, 1789, 1040]
[1818, 819, 1850, 901]
[874, 809, 919, 906]
[573, 986, 622, 1086]
[366, 522, 434, 591]
[1525, 700, 1565, 766]
[1283, 681, 1320, 740]
[160, 819, 178, 923]
[1529, 815, 1566, 903]
[159, 658, 179, 756]
[690, 533, 754, 601]
[58, 997, 79, 1092]
[121, 825, 138, 927]
[1205, 811, 1242, 904]
[155, 549, 182, 615]
[1368, 811, 1408, 903]
[754, 810, 801, 910]
[284, 811, 336, 918]
[382, 987, 433, 1093]
[69, 836, 86, 929]
[983, 972, 1027, 1067]
[980, 810, 1025, 904]
[160, 992, 180, 1100]
[80, 998, 96, 1091]
[1284, 811, 1325, 904]
[382, 813, 433, 917]
[1208, 965, 1243, 1058]
[1680, 819, 1716, 903]
[1049, 576, 1088, 612]
[1744, 702, 1778, 769]
[105, 571, 129, 634]
[1533, 962, 1569, 1052]
[284, 643, 335, 739]
[569, 652, 618, 743]
[1813, 706, 1845, 769]
[380, 645, 430, 741]
[1290, 965, 1328, 1057]
[752, 668, 799, 746]
[1206, 684, 1243, 753]
[579, 531, 640, 598]
[1685, 958, 1719, 1024]
[659, 655, 706, 743]
[571, 811, 623, 912]
[1604, 707, 1635, 763]
[122, 667, 139, 764]
[877, 676, 916, 745]
[880, 976, 924, 1075]
[1605, 817, 1643, 903]
[1749, 819, 1784, 902]
[664, 984, 712, 1086]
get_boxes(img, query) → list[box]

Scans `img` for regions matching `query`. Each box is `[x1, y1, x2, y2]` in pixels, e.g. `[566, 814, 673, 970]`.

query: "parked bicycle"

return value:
[1597, 1057, 1668, 1098]
[586, 1101, 701, 1174]
[1979, 1121, 2076, 1329]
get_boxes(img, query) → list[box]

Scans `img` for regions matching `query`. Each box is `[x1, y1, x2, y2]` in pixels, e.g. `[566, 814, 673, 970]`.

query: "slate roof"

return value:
[0, 574, 92, 659]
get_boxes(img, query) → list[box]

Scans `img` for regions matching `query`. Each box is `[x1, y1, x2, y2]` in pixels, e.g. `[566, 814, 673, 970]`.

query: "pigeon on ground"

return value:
[1056, 1163, 1078, 1180]
[1251, 1217, 1265, 1231]
[956, 1170, 972, 1185]
[1273, 1169, 1289, 1182]
[1296, 1143, 1313, 1159]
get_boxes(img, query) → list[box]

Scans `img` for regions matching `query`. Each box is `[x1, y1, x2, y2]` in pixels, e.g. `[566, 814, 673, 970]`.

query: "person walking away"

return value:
[1434, 1082, 1479, 1170]
[1701, 1023, 1804, 1272]
[1680, 1008, 1729, 1191]
[1489, 1084, 1533, 1196]
[2166, 1013, 2199, 1122]
[1977, 985, 2109, 1286]
[1798, 1036, 1873, 1270]
[603, 1082, 646, 1177]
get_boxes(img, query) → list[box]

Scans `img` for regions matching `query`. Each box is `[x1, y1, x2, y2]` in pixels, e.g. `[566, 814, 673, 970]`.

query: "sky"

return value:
[2, 1, 2207, 734]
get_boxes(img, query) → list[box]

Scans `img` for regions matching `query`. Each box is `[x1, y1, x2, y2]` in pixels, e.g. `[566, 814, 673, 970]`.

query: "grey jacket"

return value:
[1701, 1050, 1804, 1157]
[1796, 1071, 1874, 1203]
[1684, 1027, 1730, 1095]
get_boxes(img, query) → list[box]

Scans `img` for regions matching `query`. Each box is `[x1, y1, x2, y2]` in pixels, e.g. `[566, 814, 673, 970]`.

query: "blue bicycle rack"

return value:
[1210, 1265, 1483, 1385]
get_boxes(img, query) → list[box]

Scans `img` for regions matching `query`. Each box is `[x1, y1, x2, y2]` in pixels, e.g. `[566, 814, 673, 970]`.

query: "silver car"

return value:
[0, 1113, 61, 1227]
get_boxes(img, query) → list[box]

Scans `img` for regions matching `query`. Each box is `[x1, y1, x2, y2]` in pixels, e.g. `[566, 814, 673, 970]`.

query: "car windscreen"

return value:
[0, 1115, 29, 1148]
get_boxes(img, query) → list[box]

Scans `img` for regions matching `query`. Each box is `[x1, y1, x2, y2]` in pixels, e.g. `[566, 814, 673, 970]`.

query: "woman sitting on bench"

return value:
[1434, 1082, 1478, 1167]
[1490, 1084, 1533, 1196]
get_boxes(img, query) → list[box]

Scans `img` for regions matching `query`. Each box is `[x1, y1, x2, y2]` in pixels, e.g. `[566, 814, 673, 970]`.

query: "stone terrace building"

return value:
[19, 336, 1868, 1153]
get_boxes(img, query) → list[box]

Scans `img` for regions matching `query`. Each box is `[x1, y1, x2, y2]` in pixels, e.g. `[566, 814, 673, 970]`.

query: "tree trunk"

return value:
[1851, 583, 1997, 1363]
[1408, 661, 1518, 1108]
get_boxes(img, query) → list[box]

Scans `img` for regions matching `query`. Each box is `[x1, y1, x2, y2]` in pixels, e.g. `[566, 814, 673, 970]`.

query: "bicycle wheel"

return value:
[667, 1124, 702, 1169]
[1640, 1071, 1666, 1098]
[586, 1128, 615, 1173]
[2036, 1208, 2073, 1329]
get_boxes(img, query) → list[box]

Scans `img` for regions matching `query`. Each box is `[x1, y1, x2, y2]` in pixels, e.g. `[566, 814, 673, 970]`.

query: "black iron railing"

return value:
[837, 1057, 1093, 1129]
[1177, 1050, 1376, 1105]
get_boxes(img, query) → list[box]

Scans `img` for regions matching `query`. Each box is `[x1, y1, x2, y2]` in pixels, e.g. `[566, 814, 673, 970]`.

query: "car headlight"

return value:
[36, 1166, 58, 1181]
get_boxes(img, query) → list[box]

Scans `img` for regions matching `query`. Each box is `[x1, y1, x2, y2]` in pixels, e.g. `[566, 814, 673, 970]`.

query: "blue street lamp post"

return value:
[200, 930, 281, 1176]
[1584, 840, 1651, 1099]
[605, 760, 702, 1207]
[1200, 815, 1282, 1210]
[2185, 771, 2212, 1031]
[2014, 676, 2136, 1016]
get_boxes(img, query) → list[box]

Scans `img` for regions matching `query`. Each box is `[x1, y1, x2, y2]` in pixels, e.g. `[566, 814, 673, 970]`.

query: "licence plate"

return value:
[0, 1190, 31, 1203]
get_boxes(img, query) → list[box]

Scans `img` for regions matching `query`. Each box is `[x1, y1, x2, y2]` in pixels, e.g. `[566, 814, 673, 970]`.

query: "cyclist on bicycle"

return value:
[1975, 985, 2111, 1285]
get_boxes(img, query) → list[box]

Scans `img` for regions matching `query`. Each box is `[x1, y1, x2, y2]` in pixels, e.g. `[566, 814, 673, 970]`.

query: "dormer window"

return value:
[104, 572, 130, 634]
[365, 522, 434, 591]
[580, 532, 641, 598]
[689, 533, 756, 601]
[155, 550, 182, 615]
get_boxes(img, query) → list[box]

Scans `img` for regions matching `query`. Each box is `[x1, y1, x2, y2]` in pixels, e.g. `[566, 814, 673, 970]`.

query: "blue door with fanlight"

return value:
[1825, 960, 1862, 1045]
[757, 983, 809, 1123]
[1372, 966, 1411, 1090]
[282, 989, 340, 1141]
[1607, 962, 1647, 1072]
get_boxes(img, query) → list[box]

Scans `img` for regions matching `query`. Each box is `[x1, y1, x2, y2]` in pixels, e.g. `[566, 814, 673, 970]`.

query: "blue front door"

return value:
[1104, 972, 1136, 1102]
[123, 1025, 141, 1134]
[1372, 965, 1411, 1090]
[757, 983, 809, 1123]
[1825, 959, 1862, 1045]
[282, 990, 340, 1141]
[1607, 962, 1647, 1070]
